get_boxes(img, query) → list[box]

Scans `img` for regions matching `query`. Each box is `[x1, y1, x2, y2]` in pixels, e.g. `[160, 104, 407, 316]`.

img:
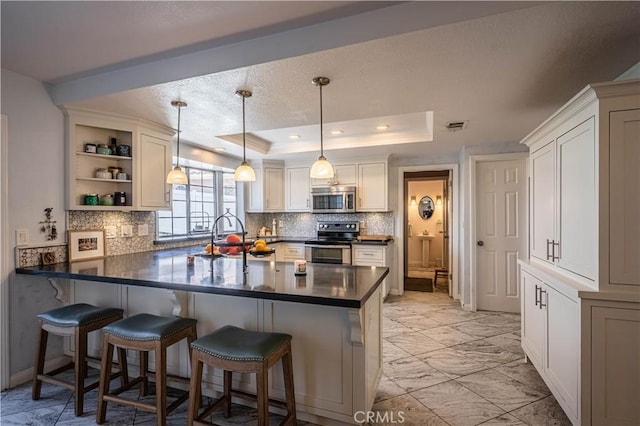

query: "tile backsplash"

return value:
[18, 210, 395, 267]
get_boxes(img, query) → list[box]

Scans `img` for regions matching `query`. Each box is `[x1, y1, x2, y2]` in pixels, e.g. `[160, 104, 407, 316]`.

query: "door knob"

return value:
[477, 241, 484, 246]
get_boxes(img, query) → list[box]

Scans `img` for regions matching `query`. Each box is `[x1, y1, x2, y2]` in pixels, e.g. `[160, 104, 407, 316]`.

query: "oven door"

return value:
[305, 245, 351, 264]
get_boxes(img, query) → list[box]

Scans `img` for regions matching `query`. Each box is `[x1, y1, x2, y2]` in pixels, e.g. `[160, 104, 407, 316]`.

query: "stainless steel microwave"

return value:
[310, 186, 356, 213]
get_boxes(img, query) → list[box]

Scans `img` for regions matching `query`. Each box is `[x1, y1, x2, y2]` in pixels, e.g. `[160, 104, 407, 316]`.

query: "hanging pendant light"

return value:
[233, 90, 256, 182]
[166, 100, 189, 185]
[310, 76, 334, 179]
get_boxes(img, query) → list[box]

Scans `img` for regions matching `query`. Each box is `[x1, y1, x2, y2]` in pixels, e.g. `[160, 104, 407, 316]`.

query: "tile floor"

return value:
[0, 288, 572, 425]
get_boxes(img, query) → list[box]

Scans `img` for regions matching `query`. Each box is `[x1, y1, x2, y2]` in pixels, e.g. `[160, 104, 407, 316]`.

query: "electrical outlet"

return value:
[138, 224, 149, 237]
[278, 220, 284, 229]
[359, 221, 366, 229]
[16, 229, 29, 246]
[121, 225, 134, 238]
[104, 226, 117, 239]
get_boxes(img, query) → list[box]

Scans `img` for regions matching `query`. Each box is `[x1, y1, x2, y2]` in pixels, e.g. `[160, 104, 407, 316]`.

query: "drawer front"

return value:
[354, 247, 384, 262]
[283, 245, 305, 259]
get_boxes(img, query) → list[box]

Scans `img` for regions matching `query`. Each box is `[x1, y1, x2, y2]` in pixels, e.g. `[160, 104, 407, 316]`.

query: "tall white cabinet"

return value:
[520, 79, 640, 425]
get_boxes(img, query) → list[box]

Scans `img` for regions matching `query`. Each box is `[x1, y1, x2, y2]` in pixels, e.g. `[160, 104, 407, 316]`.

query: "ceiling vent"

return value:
[445, 121, 466, 132]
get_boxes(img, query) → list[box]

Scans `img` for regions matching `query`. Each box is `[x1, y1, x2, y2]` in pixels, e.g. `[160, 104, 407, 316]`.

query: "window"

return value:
[157, 167, 237, 239]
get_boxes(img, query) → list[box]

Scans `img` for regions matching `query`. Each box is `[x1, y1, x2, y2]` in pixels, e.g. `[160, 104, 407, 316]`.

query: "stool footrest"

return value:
[230, 389, 288, 410]
[37, 375, 74, 391]
[103, 394, 158, 413]
[44, 361, 74, 377]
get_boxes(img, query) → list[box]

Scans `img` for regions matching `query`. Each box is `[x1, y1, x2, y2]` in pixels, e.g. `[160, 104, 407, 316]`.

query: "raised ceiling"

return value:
[2, 1, 639, 162]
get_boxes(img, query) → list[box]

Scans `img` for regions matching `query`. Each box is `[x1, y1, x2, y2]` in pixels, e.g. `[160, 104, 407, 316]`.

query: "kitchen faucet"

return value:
[211, 209, 248, 275]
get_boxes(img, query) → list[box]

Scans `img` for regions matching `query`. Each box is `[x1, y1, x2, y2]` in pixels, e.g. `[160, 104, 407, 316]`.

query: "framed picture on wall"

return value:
[68, 229, 105, 262]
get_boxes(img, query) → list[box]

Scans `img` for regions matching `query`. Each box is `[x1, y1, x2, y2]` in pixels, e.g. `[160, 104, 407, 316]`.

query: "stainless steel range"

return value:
[304, 221, 360, 264]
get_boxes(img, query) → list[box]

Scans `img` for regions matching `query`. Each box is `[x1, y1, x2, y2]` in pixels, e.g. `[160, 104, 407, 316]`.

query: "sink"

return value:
[417, 235, 435, 267]
[417, 234, 435, 240]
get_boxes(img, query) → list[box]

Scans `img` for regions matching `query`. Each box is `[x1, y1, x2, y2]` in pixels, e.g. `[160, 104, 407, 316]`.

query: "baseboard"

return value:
[389, 289, 402, 296]
[9, 354, 71, 388]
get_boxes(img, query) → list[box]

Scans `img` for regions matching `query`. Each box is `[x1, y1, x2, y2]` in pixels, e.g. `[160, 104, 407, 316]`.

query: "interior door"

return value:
[476, 159, 527, 312]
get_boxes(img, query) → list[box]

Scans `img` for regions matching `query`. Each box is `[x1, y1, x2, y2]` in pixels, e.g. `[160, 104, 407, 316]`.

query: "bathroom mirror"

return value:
[418, 196, 435, 219]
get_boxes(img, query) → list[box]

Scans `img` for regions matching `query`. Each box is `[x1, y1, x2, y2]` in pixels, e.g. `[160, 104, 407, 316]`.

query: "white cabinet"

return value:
[520, 79, 640, 426]
[285, 167, 310, 211]
[352, 243, 393, 298]
[137, 132, 172, 210]
[246, 161, 284, 212]
[519, 268, 579, 423]
[528, 118, 596, 281]
[311, 163, 356, 187]
[357, 162, 387, 212]
[275, 243, 305, 262]
[63, 107, 173, 211]
[522, 80, 639, 291]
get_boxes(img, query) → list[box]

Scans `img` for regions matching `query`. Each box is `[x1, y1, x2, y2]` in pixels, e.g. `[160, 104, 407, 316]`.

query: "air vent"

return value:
[445, 121, 466, 132]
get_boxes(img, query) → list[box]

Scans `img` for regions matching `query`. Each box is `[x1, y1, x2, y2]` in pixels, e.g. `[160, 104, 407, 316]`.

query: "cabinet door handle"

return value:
[306, 199, 309, 208]
[546, 239, 553, 261]
[539, 289, 547, 309]
[552, 240, 560, 261]
[165, 190, 171, 204]
[534, 285, 540, 307]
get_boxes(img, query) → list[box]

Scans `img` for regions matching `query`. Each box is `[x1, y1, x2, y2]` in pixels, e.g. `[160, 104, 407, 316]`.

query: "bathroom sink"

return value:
[417, 234, 435, 240]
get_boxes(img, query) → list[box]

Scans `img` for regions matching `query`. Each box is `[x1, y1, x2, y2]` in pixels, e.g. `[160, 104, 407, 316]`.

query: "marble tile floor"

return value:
[1, 290, 571, 426]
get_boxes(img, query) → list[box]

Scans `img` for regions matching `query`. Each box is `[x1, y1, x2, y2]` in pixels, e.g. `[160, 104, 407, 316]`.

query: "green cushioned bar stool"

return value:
[96, 313, 197, 426]
[187, 325, 296, 426]
[32, 303, 125, 416]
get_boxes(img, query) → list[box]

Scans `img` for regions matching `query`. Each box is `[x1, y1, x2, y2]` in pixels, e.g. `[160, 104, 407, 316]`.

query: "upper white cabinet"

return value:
[522, 79, 639, 291]
[246, 160, 285, 212]
[311, 163, 356, 187]
[63, 107, 174, 211]
[285, 167, 310, 211]
[357, 162, 387, 211]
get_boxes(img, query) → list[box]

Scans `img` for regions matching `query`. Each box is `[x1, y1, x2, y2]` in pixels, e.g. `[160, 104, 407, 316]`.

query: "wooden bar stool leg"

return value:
[282, 345, 297, 424]
[96, 335, 115, 424]
[74, 327, 88, 416]
[155, 342, 167, 426]
[117, 348, 129, 387]
[32, 320, 48, 400]
[187, 352, 203, 425]
[140, 350, 149, 396]
[223, 370, 232, 418]
[256, 364, 269, 426]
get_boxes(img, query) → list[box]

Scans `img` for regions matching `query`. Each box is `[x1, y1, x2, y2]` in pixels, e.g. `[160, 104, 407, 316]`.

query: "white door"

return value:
[476, 159, 527, 312]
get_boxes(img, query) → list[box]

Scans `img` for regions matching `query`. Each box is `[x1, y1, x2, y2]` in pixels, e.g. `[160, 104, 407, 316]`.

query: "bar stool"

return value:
[187, 325, 296, 426]
[96, 313, 197, 426]
[32, 303, 125, 416]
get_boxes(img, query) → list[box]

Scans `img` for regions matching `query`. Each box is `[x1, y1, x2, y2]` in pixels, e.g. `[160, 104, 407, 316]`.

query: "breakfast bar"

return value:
[17, 248, 388, 425]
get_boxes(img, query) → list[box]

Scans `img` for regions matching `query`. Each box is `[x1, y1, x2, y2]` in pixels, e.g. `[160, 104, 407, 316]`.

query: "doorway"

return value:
[404, 171, 451, 293]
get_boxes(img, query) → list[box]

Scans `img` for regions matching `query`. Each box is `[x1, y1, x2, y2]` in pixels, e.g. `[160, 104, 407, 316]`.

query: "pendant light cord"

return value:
[176, 104, 182, 167]
[242, 95, 247, 162]
[319, 83, 324, 157]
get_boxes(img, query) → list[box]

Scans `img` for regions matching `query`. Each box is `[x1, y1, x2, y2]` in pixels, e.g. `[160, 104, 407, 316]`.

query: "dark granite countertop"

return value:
[16, 247, 388, 308]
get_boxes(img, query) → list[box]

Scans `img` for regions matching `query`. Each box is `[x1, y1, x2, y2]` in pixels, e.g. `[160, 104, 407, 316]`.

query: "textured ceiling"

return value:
[2, 1, 639, 162]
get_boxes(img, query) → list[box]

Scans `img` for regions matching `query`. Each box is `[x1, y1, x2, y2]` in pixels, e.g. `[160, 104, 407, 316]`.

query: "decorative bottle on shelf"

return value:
[272, 219, 277, 236]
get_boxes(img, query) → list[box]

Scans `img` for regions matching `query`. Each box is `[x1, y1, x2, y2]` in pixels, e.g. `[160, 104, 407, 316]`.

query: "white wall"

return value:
[1, 69, 67, 377]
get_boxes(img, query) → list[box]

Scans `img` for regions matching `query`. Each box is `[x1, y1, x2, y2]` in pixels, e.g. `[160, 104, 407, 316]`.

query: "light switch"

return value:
[138, 224, 149, 236]
[104, 226, 117, 239]
[16, 229, 29, 246]
[121, 225, 134, 237]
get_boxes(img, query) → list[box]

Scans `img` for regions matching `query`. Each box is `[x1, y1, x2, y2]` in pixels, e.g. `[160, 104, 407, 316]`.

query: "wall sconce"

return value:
[410, 196, 417, 207]
[436, 195, 442, 206]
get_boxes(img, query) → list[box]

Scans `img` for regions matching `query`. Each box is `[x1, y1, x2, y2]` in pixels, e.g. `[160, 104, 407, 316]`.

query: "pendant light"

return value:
[310, 76, 334, 179]
[166, 100, 189, 185]
[233, 89, 256, 182]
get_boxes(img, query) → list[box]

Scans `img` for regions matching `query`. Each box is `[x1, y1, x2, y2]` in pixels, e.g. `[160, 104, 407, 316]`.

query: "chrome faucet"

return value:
[211, 209, 248, 275]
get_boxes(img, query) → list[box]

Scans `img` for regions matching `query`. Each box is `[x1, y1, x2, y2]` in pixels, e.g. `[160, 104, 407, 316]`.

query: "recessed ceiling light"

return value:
[212, 147, 226, 152]
[376, 125, 390, 131]
[289, 134, 301, 139]
[331, 130, 344, 135]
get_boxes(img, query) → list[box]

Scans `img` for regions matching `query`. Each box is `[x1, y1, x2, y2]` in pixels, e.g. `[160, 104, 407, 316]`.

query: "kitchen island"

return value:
[17, 248, 387, 425]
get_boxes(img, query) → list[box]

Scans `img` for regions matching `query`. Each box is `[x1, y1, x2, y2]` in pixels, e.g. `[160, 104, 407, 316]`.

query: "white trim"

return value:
[396, 164, 460, 302]
[469, 153, 528, 312]
[9, 355, 71, 388]
[1, 115, 9, 390]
